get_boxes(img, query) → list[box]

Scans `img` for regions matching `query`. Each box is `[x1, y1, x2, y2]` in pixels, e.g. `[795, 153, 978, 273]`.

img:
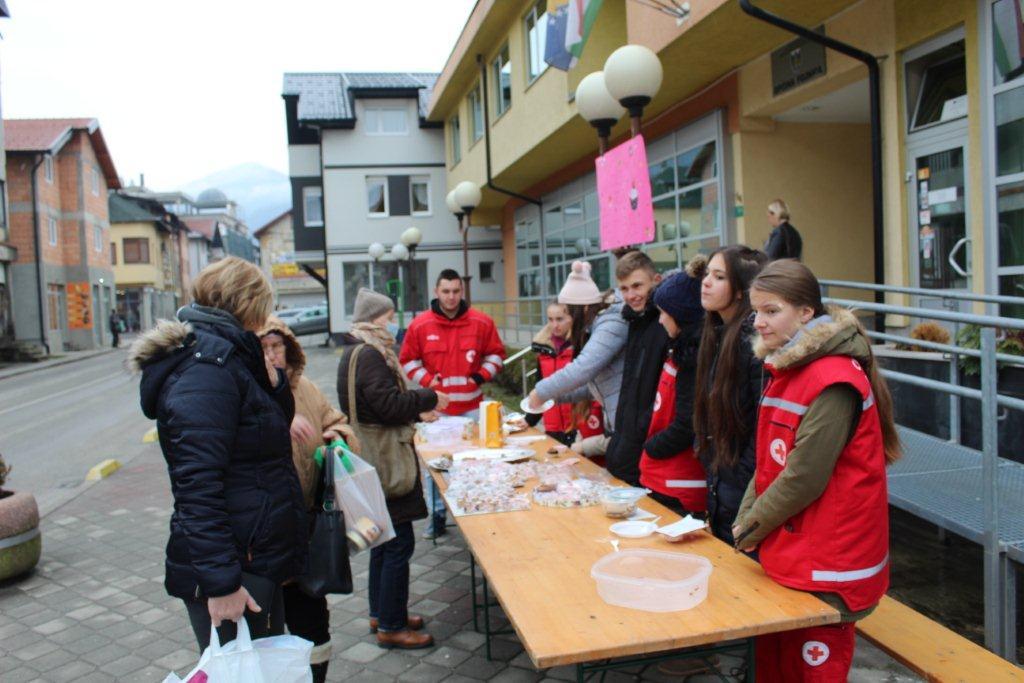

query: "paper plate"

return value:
[609, 521, 658, 539]
[453, 448, 535, 463]
[520, 397, 555, 415]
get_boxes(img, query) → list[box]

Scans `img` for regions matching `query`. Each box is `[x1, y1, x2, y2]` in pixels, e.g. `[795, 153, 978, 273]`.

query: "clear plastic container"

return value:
[590, 549, 712, 612]
[600, 487, 649, 518]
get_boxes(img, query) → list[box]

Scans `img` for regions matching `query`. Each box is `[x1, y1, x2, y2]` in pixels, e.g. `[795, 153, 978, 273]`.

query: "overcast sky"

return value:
[0, 0, 476, 190]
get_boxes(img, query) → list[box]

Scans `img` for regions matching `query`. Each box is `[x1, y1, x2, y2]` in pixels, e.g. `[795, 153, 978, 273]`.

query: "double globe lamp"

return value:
[575, 44, 663, 152]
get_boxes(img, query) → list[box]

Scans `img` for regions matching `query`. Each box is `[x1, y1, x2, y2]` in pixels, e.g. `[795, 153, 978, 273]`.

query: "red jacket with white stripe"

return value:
[533, 330, 604, 437]
[399, 300, 505, 416]
[639, 356, 707, 511]
[756, 354, 889, 612]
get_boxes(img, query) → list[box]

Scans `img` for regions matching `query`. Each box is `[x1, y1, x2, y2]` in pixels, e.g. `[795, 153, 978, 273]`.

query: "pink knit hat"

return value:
[558, 261, 603, 305]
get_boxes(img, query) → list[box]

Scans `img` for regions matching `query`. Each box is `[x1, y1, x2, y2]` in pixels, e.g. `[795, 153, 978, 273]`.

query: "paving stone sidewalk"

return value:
[0, 449, 919, 682]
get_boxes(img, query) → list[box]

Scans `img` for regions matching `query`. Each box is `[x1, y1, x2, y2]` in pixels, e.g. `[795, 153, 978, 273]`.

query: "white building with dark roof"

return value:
[282, 72, 502, 334]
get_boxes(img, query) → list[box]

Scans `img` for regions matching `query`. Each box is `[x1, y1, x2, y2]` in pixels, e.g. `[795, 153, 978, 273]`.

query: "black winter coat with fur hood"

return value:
[131, 304, 307, 601]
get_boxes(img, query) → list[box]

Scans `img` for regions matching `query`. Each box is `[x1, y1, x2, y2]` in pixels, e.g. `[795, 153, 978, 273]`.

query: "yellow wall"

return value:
[111, 222, 169, 289]
[738, 121, 873, 283]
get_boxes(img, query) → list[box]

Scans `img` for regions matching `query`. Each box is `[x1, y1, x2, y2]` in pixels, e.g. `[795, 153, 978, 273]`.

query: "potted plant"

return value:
[955, 325, 1024, 462]
[875, 322, 957, 441]
[0, 453, 41, 581]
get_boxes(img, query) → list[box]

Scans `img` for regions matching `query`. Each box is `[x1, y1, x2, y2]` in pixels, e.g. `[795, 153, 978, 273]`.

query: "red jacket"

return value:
[638, 357, 707, 512]
[399, 300, 505, 416]
[756, 355, 889, 612]
[534, 336, 603, 437]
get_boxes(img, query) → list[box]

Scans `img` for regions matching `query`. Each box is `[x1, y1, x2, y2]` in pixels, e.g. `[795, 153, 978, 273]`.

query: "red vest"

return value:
[638, 357, 707, 512]
[756, 355, 889, 612]
[537, 343, 603, 437]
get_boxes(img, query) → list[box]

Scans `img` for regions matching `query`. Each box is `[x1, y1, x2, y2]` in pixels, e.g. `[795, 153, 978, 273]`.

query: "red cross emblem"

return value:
[587, 415, 600, 430]
[653, 391, 662, 413]
[770, 438, 788, 466]
[465, 349, 477, 363]
[802, 640, 830, 666]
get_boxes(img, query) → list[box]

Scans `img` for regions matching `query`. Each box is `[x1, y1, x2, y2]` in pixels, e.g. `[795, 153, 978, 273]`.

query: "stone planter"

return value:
[0, 490, 42, 581]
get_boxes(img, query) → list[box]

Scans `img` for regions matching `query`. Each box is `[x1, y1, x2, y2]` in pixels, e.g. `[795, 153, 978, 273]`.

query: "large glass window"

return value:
[342, 260, 427, 316]
[366, 177, 388, 216]
[364, 107, 408, 135]
[524, 0, 548, 83]
[450, 115, 461, 164]
[48, 217, 58, 245]
[469, 84, 484, 142]
[303, 186, 323, 226]
[410, 177, 431, 215]
[493, 45, 512, 116]
[989, 0, 1024, 316]
[342, 262, 370, 317]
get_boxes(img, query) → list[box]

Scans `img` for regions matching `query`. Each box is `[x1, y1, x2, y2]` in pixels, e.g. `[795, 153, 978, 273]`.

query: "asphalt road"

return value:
[0, 333, 338, 517]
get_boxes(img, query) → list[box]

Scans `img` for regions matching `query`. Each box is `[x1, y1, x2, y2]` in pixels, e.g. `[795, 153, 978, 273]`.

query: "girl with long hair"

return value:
[693, 245, 769, 543]
[734, 259, 899, 681]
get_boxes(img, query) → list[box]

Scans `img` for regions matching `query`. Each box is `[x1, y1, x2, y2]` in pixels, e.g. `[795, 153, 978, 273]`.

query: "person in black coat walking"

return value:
[763, 198, 802, 261]
[129, 257, 307, 652]
[337, 288, 449, 650]
[604, 251, 668, 487]
[694, 246, 768, 544]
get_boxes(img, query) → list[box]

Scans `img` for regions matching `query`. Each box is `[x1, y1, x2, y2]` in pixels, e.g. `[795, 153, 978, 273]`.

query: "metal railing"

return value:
[479, 289, 1024, 660]
[820, 285, 1024, 661]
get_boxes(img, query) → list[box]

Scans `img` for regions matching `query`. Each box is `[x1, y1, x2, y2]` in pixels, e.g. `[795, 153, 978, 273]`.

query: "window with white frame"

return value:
[363, 107, 408, 135]
[493, 44, 512, 116]
[366, 177, 389, 216]
[410, 177, 431, 215]
[93, 224, 103, 252]
[469, 84, 484, 143]
[91, 167, 100, 196]
[302, 186, 324, 227]
[450, 115, 462, 164]
[48, 216, 58, 245]
[44, 156, 54, 183]
[524, 0, 549, 83]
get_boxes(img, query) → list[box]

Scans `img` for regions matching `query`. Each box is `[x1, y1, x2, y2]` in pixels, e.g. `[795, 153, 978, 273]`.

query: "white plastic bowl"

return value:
[591, 549, 712, 612]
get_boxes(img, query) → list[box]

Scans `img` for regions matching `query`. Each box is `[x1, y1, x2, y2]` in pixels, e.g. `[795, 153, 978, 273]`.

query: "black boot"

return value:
[311, 662, 327, 683]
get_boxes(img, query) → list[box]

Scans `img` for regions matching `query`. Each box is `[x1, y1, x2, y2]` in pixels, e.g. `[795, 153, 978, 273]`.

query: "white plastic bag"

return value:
[333, 451, 396, 552]
[162, 619, 312, 683]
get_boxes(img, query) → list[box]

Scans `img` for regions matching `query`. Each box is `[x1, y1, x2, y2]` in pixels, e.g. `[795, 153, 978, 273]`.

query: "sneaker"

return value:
[421, 521, 447, 540]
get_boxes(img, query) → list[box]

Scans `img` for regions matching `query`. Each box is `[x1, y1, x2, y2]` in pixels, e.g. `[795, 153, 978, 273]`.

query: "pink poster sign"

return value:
[595, 135, 655, 251]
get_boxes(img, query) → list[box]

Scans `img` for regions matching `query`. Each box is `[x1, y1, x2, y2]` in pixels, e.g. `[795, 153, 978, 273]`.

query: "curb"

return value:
[0, 347, 118, 381]
[85, 458, 121, 481]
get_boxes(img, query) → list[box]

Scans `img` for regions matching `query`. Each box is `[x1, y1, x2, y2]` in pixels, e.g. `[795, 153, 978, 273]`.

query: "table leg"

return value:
[470, 552, 479, 633]
[745, 636, 755, 681]
[482, 574, 493, 660]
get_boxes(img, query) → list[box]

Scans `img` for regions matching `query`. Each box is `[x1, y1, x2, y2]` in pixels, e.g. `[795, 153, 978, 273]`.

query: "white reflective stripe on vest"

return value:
[811, 554, 888, 583]
[483, 354, 503, 366]
[663, 363, 677, 377]
[402, 359, 423, 373]
[665, 479, 706, 488]
[410, 368, 427, 384]
[442, 376, 470, 387]
[481, 361, 499, 376]
[862, 392, 875, 411]
[447, 388, 483, 402]
[761, 396, 809, 416]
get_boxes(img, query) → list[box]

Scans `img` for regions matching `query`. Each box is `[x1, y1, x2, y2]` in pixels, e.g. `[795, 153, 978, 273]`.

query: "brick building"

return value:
[5, 118, 120, 352]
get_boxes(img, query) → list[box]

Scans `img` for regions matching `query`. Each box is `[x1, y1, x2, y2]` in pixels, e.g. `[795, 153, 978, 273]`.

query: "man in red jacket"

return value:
[400, 269, 505, 536]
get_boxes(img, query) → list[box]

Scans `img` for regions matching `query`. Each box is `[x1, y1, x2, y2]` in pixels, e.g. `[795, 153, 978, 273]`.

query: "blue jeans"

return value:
[368, 521, 416, 632]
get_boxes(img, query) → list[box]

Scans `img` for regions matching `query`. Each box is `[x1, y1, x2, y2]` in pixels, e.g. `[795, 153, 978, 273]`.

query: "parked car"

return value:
[287, 305, 329, 335]
[275, 307, 307, 324]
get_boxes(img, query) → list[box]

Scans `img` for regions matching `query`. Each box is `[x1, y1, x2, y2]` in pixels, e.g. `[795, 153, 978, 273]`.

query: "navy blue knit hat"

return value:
[653, 254, 708, 327]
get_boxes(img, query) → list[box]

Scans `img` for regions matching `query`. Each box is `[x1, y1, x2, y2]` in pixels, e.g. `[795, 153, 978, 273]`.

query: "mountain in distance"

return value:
[180, 163, 290, 233]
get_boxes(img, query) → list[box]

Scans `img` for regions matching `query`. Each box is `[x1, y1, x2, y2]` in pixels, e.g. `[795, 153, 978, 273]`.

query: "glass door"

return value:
[913, 144, 970, 291]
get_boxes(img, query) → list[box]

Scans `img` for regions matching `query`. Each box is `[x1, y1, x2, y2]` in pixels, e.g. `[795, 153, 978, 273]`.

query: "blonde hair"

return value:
[768, 198, 790, 221]
[191, 257, 273, 330]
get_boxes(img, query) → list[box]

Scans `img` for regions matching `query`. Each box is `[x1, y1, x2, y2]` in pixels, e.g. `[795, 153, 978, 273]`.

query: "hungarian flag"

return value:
[564, 0, 604, 69]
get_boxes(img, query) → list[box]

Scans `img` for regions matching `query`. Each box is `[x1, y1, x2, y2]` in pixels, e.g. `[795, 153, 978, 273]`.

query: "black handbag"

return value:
[297, 447, 354, 597]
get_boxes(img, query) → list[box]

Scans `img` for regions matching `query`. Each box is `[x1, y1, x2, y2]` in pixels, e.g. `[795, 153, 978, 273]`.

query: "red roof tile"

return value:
[4, 118, 120, 189]
[183, 217, 217, 240]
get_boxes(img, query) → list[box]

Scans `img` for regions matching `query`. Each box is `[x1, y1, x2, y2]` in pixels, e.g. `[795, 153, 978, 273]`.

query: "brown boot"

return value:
[369, 615, 424, 633]
[376, 628, 434, 650]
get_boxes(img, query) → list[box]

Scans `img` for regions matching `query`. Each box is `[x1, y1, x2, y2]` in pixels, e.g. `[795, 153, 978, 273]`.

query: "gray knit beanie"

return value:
[351, 287, 394, 323]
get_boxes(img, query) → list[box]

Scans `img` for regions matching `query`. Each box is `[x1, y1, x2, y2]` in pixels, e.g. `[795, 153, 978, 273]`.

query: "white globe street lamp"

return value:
[400, 226, 422, 248]
[368, 242, 386, 261]
[390, 243, 409, 260]
[575, 71, 625, 154]
[603, 44, 663, 136]
[453, 181, 481, 215]
[445, 190, 462, 218]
